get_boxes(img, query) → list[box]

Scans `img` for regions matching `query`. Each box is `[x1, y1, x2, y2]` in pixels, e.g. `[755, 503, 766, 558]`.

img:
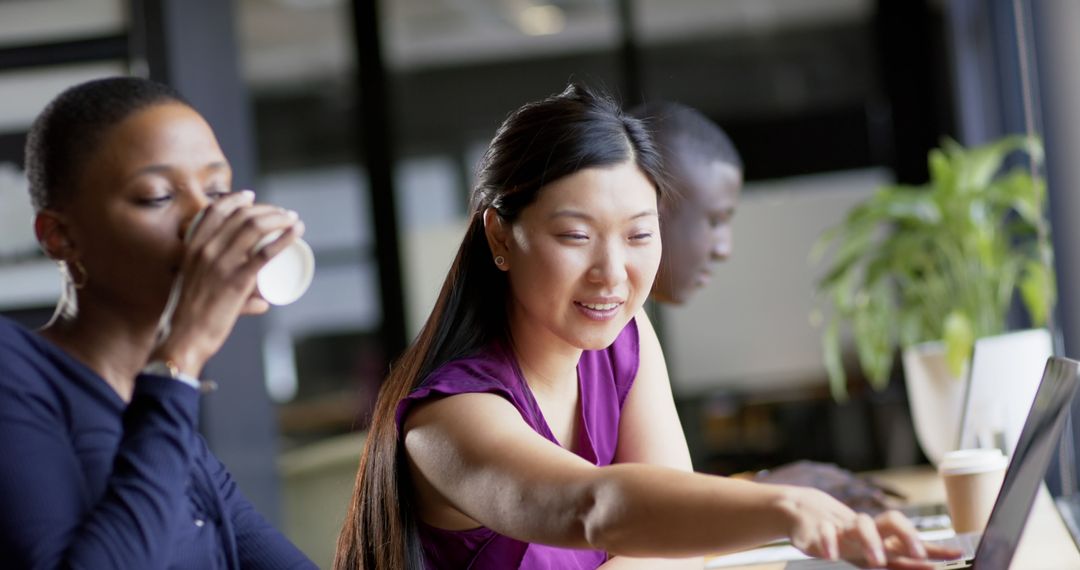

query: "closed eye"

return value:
[206, 190, 230, 201]
[710, 211, 734, 227]
[136, 194, 172, 207]
[559, 233, 589, 241]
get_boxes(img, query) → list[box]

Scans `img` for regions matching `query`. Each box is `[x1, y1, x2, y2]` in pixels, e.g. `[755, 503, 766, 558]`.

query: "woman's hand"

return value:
[781, 487, 960, 569]
[151, 190, 304, 376]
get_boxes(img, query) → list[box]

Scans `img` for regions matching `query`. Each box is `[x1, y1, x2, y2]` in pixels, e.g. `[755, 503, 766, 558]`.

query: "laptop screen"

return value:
[958, 329, 1053, 454]
[973, 356, 1079, 570]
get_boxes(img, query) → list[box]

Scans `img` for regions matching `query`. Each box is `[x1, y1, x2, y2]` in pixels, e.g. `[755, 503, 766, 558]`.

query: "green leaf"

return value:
[882, 192, 942, 224]
[1020, 260, 1053, 326]
[964, 140, 1012, 190]
[823, 319, 848, 403]
[820, 244, 883, 296]
[846, 279, 893, 390]
[987, 170, 1042, 225]
[928, 148, 954, 195]
[899, 311, 922, 348]
[943, 311, 975, 378]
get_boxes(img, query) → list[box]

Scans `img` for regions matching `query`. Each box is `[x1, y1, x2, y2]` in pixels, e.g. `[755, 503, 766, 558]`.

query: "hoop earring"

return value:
[62, 260, 88, 289]
[494, 255, 505, 267]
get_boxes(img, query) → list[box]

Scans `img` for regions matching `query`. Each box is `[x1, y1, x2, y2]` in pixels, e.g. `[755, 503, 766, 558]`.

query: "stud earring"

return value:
[494, 255, 505, 267]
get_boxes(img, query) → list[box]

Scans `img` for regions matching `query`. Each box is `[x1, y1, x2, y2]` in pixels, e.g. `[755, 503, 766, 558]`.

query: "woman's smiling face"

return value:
[489, 160, 661, 353]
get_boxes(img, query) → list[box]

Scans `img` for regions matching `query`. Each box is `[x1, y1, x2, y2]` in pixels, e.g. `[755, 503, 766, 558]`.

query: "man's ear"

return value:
[482, 207, 510, 268]
[34, 210, 75, 261]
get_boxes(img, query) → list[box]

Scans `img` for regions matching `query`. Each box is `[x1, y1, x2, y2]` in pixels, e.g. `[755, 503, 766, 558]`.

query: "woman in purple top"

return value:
[336, 85, 953, 570]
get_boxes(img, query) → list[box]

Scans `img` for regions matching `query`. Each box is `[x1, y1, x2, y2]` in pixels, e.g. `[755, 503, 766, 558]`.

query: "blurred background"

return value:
[4, 0, 1080, 566]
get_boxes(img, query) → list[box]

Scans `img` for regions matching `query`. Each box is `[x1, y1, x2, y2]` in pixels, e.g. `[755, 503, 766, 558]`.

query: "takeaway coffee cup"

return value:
[938, 448, 1008, 534]
[185, 205, 314, 306]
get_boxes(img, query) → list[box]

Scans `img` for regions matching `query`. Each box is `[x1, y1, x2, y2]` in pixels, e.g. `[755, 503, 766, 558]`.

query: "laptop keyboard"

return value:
[900, 503, 954, 532]
[911, 513, 953, 532]
[931, 531, 980, 559]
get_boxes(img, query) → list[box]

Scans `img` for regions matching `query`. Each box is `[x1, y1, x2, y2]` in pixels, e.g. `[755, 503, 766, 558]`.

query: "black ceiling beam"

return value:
[0, 35, 128, 71]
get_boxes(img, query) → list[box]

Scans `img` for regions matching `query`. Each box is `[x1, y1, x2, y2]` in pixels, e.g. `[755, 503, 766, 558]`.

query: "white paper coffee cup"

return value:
[185, 206, 314, 306]
[938, 448, 1008, 533]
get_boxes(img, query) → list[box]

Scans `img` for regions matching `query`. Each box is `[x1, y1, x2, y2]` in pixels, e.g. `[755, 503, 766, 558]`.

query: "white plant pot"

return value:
[902, 342, 968, 466]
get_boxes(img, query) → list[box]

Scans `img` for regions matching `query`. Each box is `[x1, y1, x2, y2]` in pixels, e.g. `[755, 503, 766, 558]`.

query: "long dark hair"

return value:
[334, 83, 665, 569]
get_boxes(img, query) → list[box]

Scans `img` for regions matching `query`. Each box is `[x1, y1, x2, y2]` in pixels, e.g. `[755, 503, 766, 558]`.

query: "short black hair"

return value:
[25, 76, 188, 211]
[629, 101, 742, 171]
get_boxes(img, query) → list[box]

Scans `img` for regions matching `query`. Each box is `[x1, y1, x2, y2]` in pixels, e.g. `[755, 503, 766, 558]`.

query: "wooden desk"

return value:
[707, 466, 1080, 569]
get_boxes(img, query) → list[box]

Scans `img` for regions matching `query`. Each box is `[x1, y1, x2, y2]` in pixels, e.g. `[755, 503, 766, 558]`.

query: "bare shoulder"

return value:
[402, 390, 550, 474]
[403, 391, 521, 442]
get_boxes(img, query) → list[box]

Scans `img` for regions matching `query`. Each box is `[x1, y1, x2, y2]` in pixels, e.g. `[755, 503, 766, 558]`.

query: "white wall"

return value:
[661, 168, 889, 395]
[0, 0, 124, 48]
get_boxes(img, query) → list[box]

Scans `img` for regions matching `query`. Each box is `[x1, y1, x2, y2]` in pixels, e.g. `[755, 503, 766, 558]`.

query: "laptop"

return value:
[787, 355, 1079, 570]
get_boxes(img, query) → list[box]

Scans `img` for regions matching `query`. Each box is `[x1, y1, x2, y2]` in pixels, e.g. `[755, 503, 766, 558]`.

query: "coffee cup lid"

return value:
[938, 448, 1008, 475]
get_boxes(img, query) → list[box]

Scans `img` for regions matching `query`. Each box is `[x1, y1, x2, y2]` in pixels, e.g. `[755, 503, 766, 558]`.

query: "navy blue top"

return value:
[0, 316, 315, 569]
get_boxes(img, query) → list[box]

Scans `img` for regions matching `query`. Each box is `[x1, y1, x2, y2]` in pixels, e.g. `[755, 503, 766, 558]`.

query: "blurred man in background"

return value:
[633, 101, 742, 306]
[632, 101, 894, 513]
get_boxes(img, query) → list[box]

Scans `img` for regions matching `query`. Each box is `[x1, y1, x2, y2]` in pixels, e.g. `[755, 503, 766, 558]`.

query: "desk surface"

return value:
[707, 466, 1080, 570]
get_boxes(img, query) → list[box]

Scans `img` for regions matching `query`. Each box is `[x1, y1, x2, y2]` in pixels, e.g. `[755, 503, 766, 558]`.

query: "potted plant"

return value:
[814, 135, 1055, 463]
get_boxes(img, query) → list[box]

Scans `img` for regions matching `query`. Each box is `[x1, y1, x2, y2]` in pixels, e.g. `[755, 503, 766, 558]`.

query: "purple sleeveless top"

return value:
[396, 319, 640, 569]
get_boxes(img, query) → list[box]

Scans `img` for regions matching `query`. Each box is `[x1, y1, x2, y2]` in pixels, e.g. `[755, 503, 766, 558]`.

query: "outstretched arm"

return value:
[403, 380, 950, 567]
